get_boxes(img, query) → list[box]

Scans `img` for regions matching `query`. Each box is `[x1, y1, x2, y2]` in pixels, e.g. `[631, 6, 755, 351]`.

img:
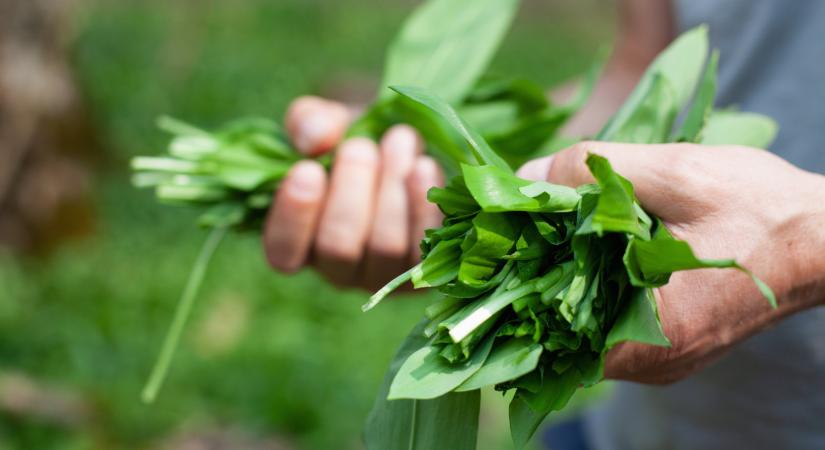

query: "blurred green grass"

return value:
[0, 1, 612, 449]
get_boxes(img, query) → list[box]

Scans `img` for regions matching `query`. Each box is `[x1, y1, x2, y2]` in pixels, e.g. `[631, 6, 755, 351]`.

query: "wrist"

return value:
[779, 171, 825, 308]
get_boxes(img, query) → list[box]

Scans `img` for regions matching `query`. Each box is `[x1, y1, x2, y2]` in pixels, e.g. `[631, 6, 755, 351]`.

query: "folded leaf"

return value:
[364, 320, 481, 450]
[455, 338, 542, 391]
[388, 333, 495, 399]
[462, 164, 580, 213]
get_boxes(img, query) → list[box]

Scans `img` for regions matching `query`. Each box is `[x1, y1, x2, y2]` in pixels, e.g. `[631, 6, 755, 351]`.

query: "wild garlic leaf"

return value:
[585, 154, 648, 238]
[458, 213, 522, 286]
[624, 220, 777, 306]
[675, 50, 719, 142]
[426, 176, 479, 216]
[455, 338, 542, 392]
[700, 110, 779, 148]
[412, 238, 464, 288]
[605, 287, 670, 348]
[604, 73, 678, 144]
[508, 368, 579, 450]
[364, 320, 480, 450]
[388, 333, 495, 400]
[391, 85, 512, 170]
[379, 0, 520, 105]
[598, 25, 709, 140]
[462, 164, 580, 213]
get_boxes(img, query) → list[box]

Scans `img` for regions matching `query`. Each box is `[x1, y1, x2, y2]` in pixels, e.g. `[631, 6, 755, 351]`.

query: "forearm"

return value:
[557, 0, 675, 137]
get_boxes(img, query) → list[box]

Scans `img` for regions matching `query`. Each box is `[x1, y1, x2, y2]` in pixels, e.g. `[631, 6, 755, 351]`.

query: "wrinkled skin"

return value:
[263, 97, 825, 385]
[522, 141, 825, 383]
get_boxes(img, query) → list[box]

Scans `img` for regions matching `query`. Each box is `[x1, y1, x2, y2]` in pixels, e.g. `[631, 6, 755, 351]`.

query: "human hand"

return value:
[263, 96, 443, 289]
[519, 142, 825, 384]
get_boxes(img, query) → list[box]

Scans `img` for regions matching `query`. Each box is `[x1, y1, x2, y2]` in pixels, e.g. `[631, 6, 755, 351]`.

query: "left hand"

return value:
[519, 141, 825, 384]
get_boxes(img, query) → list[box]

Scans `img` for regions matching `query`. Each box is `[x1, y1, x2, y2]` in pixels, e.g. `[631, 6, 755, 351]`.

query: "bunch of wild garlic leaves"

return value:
[130, 0, 598, 404]
[363, 26, 778, 450]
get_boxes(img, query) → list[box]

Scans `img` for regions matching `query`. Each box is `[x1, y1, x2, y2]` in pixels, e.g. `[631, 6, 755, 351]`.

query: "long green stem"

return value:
[141, 226, 228, 403]
[362, 264, 418, 312]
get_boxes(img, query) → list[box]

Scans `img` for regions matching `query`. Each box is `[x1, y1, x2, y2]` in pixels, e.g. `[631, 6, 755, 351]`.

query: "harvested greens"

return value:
[132, 0, 592, 403]
[363, 27, 777, 450]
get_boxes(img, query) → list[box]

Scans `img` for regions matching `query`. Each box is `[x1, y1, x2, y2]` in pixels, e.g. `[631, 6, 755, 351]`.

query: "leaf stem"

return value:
[408, 399, 418, 450]
[141, 226, 228, 403]
[362, 264, 418, 312]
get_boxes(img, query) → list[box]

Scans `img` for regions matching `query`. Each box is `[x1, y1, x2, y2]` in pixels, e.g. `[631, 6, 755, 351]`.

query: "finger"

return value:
[547, 141, 696, 217]
[364, 125, 423, 288]
[407, 155, 444, 261]
[314, 137, 380, 285]
[285, 96, 350, 157]
[263, 160, 327, 272]
[516, 155, 555, 181]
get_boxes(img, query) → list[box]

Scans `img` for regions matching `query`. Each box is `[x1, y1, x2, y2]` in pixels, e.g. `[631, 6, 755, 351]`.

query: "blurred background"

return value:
[0, 0, 613, 448]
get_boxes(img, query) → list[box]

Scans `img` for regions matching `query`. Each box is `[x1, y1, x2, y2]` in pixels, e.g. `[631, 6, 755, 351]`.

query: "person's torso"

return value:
[585, 1, 825, 449]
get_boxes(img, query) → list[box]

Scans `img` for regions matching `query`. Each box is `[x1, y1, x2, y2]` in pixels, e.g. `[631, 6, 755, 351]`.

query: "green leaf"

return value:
[585, 154, 648, 238]
[508, 369, 579, 450]
[598, 25, 709, 140]
[455, 338, 542, 391]
[605, 287, 670, 348]
[379, 0, 520, 105]
[604, 73, 678, 144]
[391, 85, 511, 170]
[364, 320, 480, 450]
[676, 50, 718, 142]
[427, 176, 479, 216]
[388, 333, 495, 399]
[412, 238, 464, 288]
[458, 213, 522, 286]
[700, 111, 779, 148]
[624, 221, 777, 307]
[462, 164, 580, 213]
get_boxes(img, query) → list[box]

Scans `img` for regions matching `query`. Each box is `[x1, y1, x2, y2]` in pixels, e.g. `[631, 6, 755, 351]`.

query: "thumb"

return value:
[547, 141, 695, 218]
[285, 96, 351, 156]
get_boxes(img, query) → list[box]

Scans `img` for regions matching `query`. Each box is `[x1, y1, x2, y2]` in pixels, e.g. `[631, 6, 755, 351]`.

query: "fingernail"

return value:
[295, 113, 331, 155]
[287, 161, 325, 200]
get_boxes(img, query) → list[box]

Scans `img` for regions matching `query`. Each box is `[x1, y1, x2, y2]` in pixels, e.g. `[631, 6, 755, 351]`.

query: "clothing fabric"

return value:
[584, 1, 825, 449]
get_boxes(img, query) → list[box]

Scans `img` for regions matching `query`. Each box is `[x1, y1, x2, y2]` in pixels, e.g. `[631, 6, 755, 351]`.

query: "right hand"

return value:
[263, 96, 444, 290]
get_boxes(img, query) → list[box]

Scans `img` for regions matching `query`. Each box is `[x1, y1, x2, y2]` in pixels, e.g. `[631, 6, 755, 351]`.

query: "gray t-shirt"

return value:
[584, 1, 825, 449]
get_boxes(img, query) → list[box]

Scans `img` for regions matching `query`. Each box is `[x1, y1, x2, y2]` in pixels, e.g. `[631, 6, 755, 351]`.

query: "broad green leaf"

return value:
[624, 221, 777, 307]
[598, 25, 708, 140]
[605, 73, 678, 144]
[364, 320, 480, 450]
[455, 338, 542, 391]
[605, 287, 670, 348]
[462, 164, 580, 213]
[392, 85, 512, 170]
[676, 50, 719, 142]
[458, 213, 522, 285]
[388, 333, 495, 399]
[700, 110, 778, 148]
[509, 369, 579, 450]
[585, 154, 648, 238]
[412, 238, 463, 288]
[427, 176, 479, 215]
[379, 0, 520, 105]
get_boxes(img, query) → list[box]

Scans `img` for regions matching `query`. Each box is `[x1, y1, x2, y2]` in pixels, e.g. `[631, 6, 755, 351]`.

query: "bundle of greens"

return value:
[132, 0, 600, 404]
[363, 27, 778, 450]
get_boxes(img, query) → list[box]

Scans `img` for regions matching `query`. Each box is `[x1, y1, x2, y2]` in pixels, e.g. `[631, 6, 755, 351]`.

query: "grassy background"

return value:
[0, 1, 613, 449]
